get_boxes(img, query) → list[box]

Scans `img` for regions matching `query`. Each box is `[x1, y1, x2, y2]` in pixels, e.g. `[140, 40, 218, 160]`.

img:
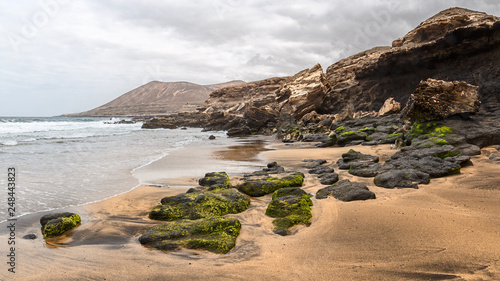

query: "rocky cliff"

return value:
[66, 80, 245, 117]
[169, 7, 499, 135]
[322, 7, 500, 115]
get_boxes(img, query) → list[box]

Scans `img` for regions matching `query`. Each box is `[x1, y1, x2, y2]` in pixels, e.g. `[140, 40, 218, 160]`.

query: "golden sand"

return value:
[3, 140, 500, 280]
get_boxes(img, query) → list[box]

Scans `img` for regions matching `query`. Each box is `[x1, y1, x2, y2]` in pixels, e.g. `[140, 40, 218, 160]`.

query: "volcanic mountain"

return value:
[66, 80, 245, 117]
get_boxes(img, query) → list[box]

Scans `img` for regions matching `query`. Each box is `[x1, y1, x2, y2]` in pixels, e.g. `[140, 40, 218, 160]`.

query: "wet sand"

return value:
[2, 140, 500, 280]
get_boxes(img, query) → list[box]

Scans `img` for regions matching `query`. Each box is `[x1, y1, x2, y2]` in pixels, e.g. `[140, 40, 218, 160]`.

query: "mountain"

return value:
[65, 80, 245, 117]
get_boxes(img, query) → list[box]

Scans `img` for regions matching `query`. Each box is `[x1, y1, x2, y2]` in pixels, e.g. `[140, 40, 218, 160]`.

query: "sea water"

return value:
[0, 117, 234, 222]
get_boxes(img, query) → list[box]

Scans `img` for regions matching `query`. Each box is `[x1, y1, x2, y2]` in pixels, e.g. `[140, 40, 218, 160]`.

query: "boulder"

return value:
[401, 78, 480, 122]
[318, 173, 340, 185]
[302, 159, 327, 168]
[374, 170, 430, 189]
[316, 180, 376, 202]
[198, 172, 231, 190]
[265, 187, 313, 235]
[336, 131, 367, 146]
[139, 217, 241, 254]
[337, 149, 379, 170]
[378, 97, 401, 116]
[149, 189, 250, 221]
[308, 166, 334, 175]
[227, 126, 251, 137]
[237, 172, 304, 197]
[40, 212, 81, 238]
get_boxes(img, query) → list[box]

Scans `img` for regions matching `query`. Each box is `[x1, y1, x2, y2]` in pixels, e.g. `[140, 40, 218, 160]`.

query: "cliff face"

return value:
[66, 80, 245, 117]
[203, 63, 331, 121]
[192, 7, 500, 135]
[322, 7, 500, 114]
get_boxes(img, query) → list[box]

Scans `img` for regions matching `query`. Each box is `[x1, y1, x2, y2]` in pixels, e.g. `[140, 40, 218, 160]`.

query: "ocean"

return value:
[0, 116, 254, 223]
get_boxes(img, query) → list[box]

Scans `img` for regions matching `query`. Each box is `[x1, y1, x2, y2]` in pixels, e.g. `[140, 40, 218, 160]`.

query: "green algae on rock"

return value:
[198, 172, 231, 190]
[40, 212, 81, 238]
[149, 189, 250, 221]
[236, 172, 305, 197]
[139, 217, 241, 254]
[265, 187, 313, 235]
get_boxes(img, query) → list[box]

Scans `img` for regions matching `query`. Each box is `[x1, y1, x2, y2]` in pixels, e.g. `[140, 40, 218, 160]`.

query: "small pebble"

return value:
[23, 234, 37, 240]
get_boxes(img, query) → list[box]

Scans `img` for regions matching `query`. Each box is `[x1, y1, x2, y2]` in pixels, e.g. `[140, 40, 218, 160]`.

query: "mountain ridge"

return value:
[65, 80, 245, 117]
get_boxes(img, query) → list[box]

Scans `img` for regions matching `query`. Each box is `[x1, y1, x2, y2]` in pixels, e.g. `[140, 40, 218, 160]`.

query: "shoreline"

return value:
[1, 139, 499, 280]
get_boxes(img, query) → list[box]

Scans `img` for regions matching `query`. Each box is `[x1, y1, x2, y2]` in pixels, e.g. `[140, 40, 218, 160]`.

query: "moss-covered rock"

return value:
[357, 127, 376, 134]
[379, 133, 403, 144]
[198, 172, 231, 190]
[265, 188, 312, 235]
[406, 121, 456, 145]
[139, 217, 241, 254]
[40, 212, 81, 238]
[150, 189, 250, 221]
[237, 172, 305, 197]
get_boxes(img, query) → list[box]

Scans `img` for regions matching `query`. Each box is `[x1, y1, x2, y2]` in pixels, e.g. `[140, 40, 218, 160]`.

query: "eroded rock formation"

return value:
[401, 78, 480, 121]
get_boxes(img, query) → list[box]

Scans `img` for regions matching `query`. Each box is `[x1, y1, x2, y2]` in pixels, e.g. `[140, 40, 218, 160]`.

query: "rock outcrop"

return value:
[401, 78, 480, 121]
[196, 64, 331, 134]
[322, 8, 500, 115]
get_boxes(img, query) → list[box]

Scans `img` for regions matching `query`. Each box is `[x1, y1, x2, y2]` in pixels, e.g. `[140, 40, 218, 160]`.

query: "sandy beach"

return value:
[2, 138, 500, 280]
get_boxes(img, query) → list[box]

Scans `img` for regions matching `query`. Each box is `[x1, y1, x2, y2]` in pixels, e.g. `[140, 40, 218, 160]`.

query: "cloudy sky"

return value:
[1, 0, 499, 116]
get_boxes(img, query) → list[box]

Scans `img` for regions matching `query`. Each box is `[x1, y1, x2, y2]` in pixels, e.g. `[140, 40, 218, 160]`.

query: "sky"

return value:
[1, 0, 499, 116]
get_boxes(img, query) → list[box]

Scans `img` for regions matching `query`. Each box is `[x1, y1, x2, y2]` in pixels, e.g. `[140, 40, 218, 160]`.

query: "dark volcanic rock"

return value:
[319, 173, 339, 185]
[401, 78, 480, 122]
[316, 180, 376, 202]
[302, 159, 327, 168]
[337, 149, 382, 176]
[23, 234, 37, 240]
[374, 170, 430, 189]
[227, 126, 251, 137]
[337, 149, 379, 169]
[139, 217, 241, 254]
[308, 166, 334, 174]
[385, 154, 461, 178]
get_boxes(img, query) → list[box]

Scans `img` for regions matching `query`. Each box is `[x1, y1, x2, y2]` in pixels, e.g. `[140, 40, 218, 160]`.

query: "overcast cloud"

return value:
[1, 0, 499, 116]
